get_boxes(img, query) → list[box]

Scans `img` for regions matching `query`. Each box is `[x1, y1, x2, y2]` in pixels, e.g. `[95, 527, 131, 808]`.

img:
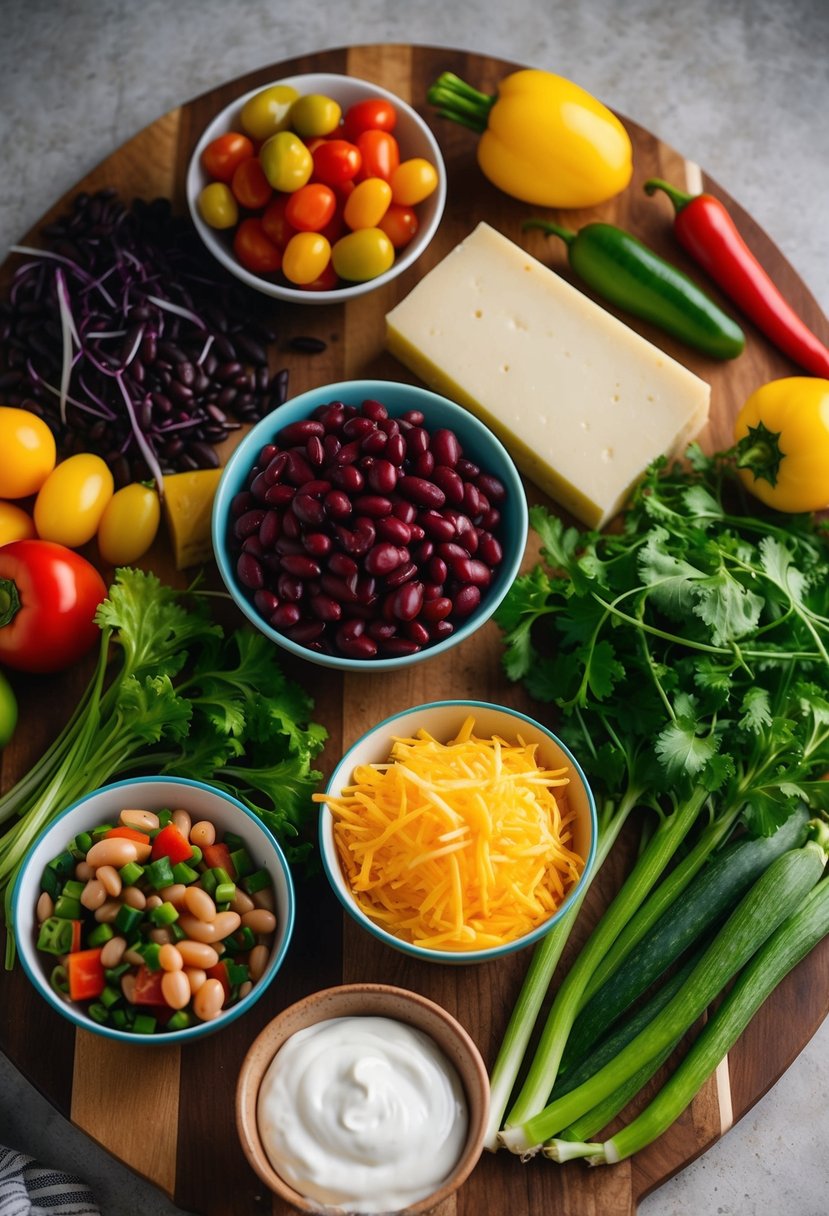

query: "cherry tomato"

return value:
[282, 232, 333, 286]
[97, 483, 161, 566]
[231, 157, 272, 210]
[343, 178, 392, 230]
[0, 669, 17, 748]
[312, 139, 362, 187]
[34, 453, 114, 548]
[0, 539, 107, 673]
[261, 196, 297, 250]
[284, 182, 337, 232]
[0, 501, 36, 547]
[289, 93, 342, 138]
[341, 98, 398, 140]
[390, 158, 439, 206]
[378, 202, 419, 249]
[240, 84, 299, 141]
[356, 129, 400, 182]
[259, 131, 313, 192]
[197, 182, 239, 230]
[200, 132, 254, 183]
[0, 407, 56, 499]
[331, 228, 395, 282]
[300, 261, 341, 293]
[233, 219, 283, 274]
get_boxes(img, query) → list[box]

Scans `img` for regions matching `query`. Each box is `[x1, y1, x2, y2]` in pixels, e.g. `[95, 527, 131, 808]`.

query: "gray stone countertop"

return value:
[1, 2, 827, 1215]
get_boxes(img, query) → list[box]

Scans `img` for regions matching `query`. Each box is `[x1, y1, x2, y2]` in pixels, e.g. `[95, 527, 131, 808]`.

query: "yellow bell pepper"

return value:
[428, 69, 632, 208]
[733, 377, 829, 513]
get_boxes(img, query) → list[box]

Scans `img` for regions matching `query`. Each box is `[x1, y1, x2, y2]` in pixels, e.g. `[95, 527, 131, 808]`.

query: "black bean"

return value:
[288, 336, 327, 353]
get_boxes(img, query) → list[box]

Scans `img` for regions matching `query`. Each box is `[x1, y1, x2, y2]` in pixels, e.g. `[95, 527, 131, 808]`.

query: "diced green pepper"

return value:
[149, 901, 179, 927]
[199, 869, 218, 898]
[242, 868, 271, 895]
[62, 879, 86, 900]
[172, 861, 199, 885]
[142, 942, 163, 971]
[87, 923, 115, 948]
[119, 860, 144, 886]
[110, 1008, 130, 1030]
[37, 917, 76, 955]
[87, 1002, 110, 1024]
[229, 848, 253, 878]
[144, 855, 175, 890]
[166, 1010, 192, 1032]
[114, 904, 143, 935]
[188, 845, 203, 867]
[132, 1013, 157, 1034]
[70, 831, 94, 858]
[100, 985, 122, 1009]
[53, 894, 83, 920]
[214, 882, 236, 904]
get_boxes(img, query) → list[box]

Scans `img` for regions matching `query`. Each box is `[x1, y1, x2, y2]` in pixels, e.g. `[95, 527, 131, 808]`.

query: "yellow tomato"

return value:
[343, 177, 393, 230]
[0, 407, 57, 498]
[97, 482, 161, 565]
[289, 93, 342, 138]
[259, 131, 313, 193]
[281, 232, 332, 286]
[331, 228, 395, 282]
[389, 158, 439, 207]
[0, 501, 36, 547]
[34, 453, 114, 547]
[198, 182, 239, 229]
[240, 84, 299, 141]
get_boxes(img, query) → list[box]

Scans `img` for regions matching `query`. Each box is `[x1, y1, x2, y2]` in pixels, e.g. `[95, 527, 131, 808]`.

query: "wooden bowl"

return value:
[235, 982, 490, 1213]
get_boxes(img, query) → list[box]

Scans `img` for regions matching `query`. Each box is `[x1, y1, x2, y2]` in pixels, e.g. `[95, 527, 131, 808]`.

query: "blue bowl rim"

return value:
[318, 699, 599, 965]
[212, 378, 529, 672]
[11, 775, 296, 1045]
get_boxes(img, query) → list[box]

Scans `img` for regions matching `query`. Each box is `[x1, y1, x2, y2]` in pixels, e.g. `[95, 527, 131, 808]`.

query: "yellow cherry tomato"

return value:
[733, 377, 829, 513]
[259, 131, 313, 193]
[97, 482, 161, 565]
[0, 407, 57, 498]
[0, 501, 36, 546]
[34, 453, 114, 548]
[281, 232, 333, 286]
[240, 84, 299, 141]
[343, 177, 393, 230]
[289, 93, 342, 138]
[389, 158, 439, 206]
[331, 228, 395, 282]
[197, 182, 239, 230]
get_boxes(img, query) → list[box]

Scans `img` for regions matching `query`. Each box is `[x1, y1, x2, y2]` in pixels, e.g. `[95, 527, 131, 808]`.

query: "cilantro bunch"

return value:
[0, 568, 327, 967]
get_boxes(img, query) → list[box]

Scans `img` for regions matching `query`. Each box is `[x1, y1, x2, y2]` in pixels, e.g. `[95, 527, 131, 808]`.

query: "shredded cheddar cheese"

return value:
[316, 716, 585, 951]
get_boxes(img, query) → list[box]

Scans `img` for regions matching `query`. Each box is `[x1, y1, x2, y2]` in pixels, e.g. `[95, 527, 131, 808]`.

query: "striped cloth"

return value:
[0, 1147, 100, 1216]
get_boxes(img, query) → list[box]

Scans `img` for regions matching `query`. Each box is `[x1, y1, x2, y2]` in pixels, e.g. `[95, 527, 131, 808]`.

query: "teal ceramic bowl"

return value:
[212, 379, 528, 671]
[12, 777, 295, 1044]
[318, 701, 598, 965]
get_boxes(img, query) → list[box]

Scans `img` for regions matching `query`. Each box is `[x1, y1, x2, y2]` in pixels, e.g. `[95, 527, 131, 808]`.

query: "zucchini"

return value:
[561, 805, 810, 1070]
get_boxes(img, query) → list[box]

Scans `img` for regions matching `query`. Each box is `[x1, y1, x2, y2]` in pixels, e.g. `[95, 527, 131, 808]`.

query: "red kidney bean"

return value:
[427, 555, 448, 584]
[242, 536, 264, 557]
[377, 417, 399, 436]
[429, 428, 462, 467]
[361, 398, 388, 421]
[323, 489, 352, 520]
[328, 552, 358, 578]
[319, 403, 346, 432]
[292, 494, 326, 526]
[392, 498, 417, 525]
[422, 581, 443, 601]
[376, 516, 411, 545]
[270, 603, 301, 630]
[264, 452, 289, 484]
[431, 619, 454, 642]
[384, 560, 418, 589]
[337, 618, 366, 643]
[432, 465, 465, 504]
[331, 464, 364, 492]
[385, 432, 406, 465]
[379, 637, 421, 657]
[453, 585, 481, 616]
[418, 510, 455, 541]
[306, 435, 325, 467]
[476, 472, 506, 503]
[277, 573, 303, 602]
[286, 620, 326, 644]
[412, 450, 435, 478]
[254, 589, 280, 616]
[392, 581, 424, 621]
[463, 482, 484, 518]
[397, 476, 445, 509]
[404, 620, 430, 646]
[299, 478, 332, 498]
[281, 511, 300, 540]
[343, 415, 375, 439]
[457, 458, 480, 479]
[258, 443, 279, 466]
[352, 494, 392, 518]
[404, 426, 429, 457]
[230, 490, 255, 517]
[265, 483, 295, 507]
[437, 541, 468, 562]
[367, 620, 397, 641]
[302, 531, 332, 558]
[412, 539, 434, 563]
[361, 429, 387, 456]
[277, 419, 324, 445]
[355, 574, 377, 604]
[365, 543, 407, 576]
[336, 632, 378, 659]
[281, 554, 321, 579]
[481, 507, 501, 531]
[321, 573, 359, 604]
[250, 471, 269, 502]
[258, 510, 281, 549]
[236, 553, 264, 589]
[234, 509, 266, 540]
[322, 434, 342, 462]
[285, 451, 315, 486]
[402, 409, 425, 425]
[367, 459, 398, 494]
[477, 532, 503, 566]
[309, 594, 342, 622]
[422, 596, 453, 622]
[334, 439, 362, 466]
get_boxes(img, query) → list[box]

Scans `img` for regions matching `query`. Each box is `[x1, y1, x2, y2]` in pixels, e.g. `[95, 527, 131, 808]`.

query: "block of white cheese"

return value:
[386, 222, 710, 528]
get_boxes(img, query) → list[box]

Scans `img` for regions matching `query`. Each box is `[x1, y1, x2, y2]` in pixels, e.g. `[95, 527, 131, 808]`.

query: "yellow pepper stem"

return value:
[427, 72, 497, 134]
[733, 420, 784, 487]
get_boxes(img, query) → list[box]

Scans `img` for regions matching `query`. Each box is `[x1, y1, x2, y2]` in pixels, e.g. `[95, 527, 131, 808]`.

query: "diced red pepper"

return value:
[132, 964, 167, 1006]
[151, 824, 192, 865]
[67, 948, 105, 1001]
[201, 842, 235, 877]
[105, 827, 151, 847]
[205, 961, 232, 1000]
[69, 919, 83, 953]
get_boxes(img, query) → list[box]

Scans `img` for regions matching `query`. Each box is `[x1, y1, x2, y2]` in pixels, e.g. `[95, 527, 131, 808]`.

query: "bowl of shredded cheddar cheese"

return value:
[315, 701, 597, 963]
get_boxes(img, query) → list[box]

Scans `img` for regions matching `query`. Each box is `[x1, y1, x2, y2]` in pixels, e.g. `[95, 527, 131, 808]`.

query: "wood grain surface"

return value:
[1, 43, 827, 1216]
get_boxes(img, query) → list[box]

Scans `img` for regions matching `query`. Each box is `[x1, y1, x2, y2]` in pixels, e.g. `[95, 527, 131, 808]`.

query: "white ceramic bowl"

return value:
[12, 776, 295, 1044]
[186, 72, 446, 304]
[319, 701, 598, 965]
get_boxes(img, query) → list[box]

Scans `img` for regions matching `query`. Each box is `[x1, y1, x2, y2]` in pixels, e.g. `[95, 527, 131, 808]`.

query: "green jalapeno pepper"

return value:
[523, 218, 746, 361]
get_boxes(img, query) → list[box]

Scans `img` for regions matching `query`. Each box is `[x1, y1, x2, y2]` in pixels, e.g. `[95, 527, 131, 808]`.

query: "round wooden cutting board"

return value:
[1, 44, 827, 1216]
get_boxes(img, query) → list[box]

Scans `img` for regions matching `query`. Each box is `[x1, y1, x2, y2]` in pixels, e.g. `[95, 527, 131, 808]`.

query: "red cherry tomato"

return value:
[231, 157, 273, 210]
[200, 132, 255, 183]
[232, 218, 283, 274]
[312, 139, 362, 187]
[356, 130, 400, 182]
[284, 182, 337, 232]
[300, 261, 341, 292]
[0, 539, 107, 673]
[341, 98, 398, 141]
[261, 196, 296, 250]
[379, 202, 420, 249]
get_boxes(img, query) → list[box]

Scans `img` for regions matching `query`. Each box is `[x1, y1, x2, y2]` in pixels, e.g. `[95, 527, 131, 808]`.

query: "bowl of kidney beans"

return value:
[212, 379, 528, 669]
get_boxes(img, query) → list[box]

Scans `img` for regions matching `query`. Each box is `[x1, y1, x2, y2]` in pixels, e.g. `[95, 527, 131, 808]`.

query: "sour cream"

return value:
[256, 1015, 469, 1212]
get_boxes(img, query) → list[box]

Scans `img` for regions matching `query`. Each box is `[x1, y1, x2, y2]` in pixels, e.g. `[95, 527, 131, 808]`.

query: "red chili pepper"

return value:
[645, 178, 829, 378]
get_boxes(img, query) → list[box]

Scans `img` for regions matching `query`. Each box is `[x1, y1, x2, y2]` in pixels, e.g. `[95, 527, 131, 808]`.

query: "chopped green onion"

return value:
[87, 1002, 110, 1024]
[37, 917, 77, 955]
[49, 964, 69, 995]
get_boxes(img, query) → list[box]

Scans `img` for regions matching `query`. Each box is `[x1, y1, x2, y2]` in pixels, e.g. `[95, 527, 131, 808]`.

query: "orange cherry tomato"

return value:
[341, 98, 398, 141]
[232, 218, 283, 274]
[356, 130, 400, 182]
[379, 203, 420, 249]
[282, 232, 332, 286]
[284, 182, 337, 232]
[343, 178, 392, 230]
[261, 196, 297, 249]
[312, 139, 362, 187]
[201, 132, 255, 183]
[390, 157, 439, 206]
[231, 157, 273, 210]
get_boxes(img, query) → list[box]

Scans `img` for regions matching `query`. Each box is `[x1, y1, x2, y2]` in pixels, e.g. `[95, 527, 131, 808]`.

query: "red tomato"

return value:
[312, 139, 362, 186]
[231, 157, 272, 210]
[202, 841, 236, 876]
[356, 130, 400, 182]
[151, 824, 193, 865]
[284, 182, 337, 232]
[379, 202, 420, 249]
[201, 132, 255, 183]
[300, 261, 341, 292]
[0, 540, 107, 673]
[261, 196, 296, 249]
[341, 98, 398, 140]
[233, 218, 283, 274]
[133, 965, 167, 1006]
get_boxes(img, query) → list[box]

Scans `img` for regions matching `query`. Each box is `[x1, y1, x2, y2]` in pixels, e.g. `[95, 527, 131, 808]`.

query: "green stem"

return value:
[643, 177, 695, 212]
[522, 219, 577, 247]
[0, 577, 20, 628]
[426, 72, 496, 134]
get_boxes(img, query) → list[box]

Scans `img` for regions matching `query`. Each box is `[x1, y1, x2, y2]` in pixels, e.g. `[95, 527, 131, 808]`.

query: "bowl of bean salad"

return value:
[11, 777, 295, 1043]
[212, 379, 529, 670]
